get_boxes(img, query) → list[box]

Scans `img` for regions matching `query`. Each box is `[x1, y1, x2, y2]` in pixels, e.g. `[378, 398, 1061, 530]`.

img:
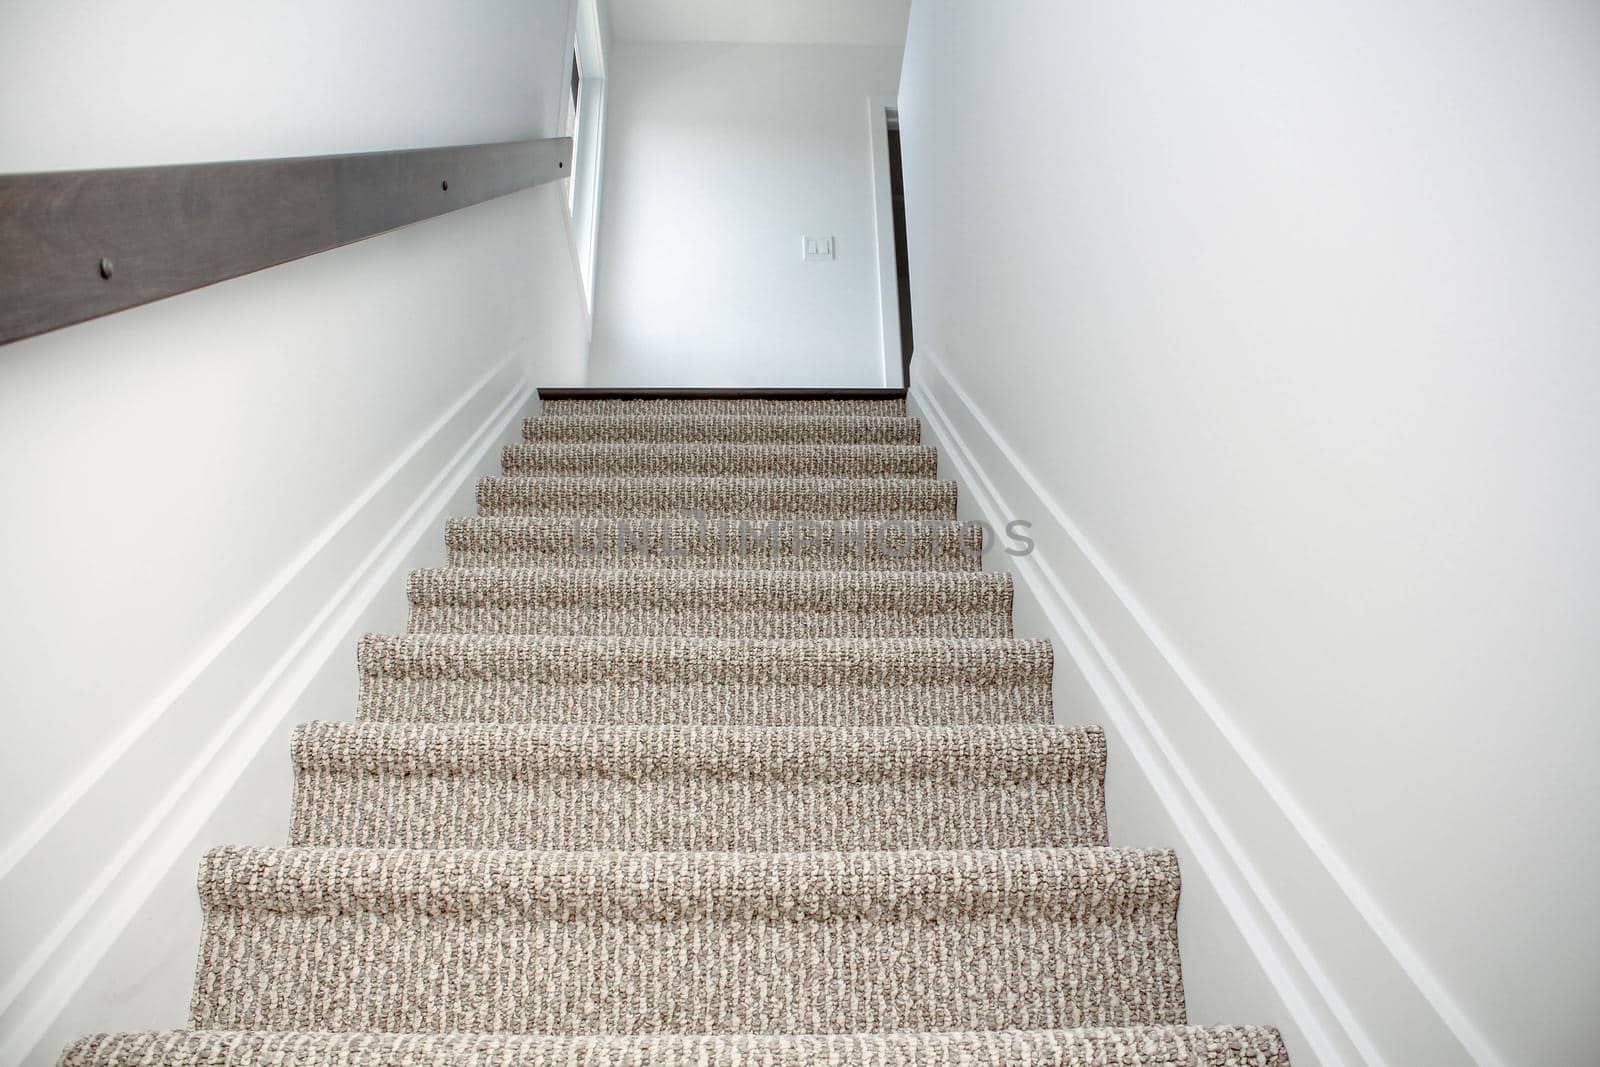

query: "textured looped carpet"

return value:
[60, 393, 1289, 1067]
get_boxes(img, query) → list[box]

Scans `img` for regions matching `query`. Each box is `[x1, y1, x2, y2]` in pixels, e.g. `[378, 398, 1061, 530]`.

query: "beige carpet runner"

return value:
[61, 392, 1289, 1066]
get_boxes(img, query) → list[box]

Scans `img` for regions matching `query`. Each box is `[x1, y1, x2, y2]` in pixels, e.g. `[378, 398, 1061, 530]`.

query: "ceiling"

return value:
[606, 0, 911, 47]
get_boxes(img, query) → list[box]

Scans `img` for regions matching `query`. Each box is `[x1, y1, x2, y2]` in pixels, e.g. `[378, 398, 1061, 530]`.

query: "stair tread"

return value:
[477, 474, 957, 519]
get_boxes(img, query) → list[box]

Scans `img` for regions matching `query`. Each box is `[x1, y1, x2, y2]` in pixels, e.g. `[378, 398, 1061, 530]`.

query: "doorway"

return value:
[870, 100, 914, 387]
[886, 109, 914, 386]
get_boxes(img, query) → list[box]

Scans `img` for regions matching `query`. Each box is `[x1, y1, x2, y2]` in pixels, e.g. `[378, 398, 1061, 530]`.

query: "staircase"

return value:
[60, 391, 1289, 1066]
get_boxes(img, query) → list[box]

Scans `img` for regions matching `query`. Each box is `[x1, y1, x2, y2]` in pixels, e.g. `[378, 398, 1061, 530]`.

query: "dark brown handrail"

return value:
[0, 137, 572, 346]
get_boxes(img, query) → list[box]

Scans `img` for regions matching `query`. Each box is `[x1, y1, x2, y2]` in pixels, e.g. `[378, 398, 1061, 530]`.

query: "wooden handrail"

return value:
[0, 137, 572, 346]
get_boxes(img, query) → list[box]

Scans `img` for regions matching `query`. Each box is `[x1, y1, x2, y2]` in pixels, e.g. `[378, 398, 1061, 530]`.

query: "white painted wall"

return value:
[0, 2, 587, 1062]
[901, 3, 1600, 1065]
[608, 0, 910, 47]
[587, 42, 902, 387]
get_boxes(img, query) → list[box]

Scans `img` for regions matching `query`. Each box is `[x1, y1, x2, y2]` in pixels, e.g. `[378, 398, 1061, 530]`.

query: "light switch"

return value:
[802, 235, 835, 262]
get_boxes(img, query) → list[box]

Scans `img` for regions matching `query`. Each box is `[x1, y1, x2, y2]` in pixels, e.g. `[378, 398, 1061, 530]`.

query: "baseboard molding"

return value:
[909, 346, 1488, 1067]
[0, 359, 532, 1066]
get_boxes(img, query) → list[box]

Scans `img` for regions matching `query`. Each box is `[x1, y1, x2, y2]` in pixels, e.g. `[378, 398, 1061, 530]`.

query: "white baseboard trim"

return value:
[0, 359, 531, 1067]
[909, 346, 1490, 1067]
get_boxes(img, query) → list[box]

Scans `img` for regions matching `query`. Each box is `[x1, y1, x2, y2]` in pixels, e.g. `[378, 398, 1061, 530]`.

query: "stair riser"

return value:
[356, 635, 1055, 726]
[445, 547, 982, 571]
[358, 677, 1053, 726]
[523, 414, 923, 445]
[193, 909, 1182, 1033]
[189, 849, 1185, 1035]
[291, 722, 1107, 851]
[540, 398, 908, 418]
[445, 517, 986, 571]
[405, 569, 1013, 640]
[406, 604, 1011, 639]
[477, 477, 958, 520]
[292, 773, 1105, 849]
[502, 443, 938, 480]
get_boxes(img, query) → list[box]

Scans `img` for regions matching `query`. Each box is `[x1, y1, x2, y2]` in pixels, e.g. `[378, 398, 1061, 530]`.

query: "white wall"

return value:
[588, 42, 902, 387]
[0, 2, 587, 1062]
[901, 3, 1600, 1066]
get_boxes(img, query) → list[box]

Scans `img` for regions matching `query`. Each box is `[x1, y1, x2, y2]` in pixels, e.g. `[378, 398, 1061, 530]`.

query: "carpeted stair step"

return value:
[405, 566, 1013, 639]
[288, 721, 1108, 850]
[445, 515, 985, 570]
[188, 846, 1185, 1034]
[501, 441, 938, 480]
[540, 396, 908, 419]
[523, 412, 923, 445]
[478, 474, 956, 519]
[357, 633, 1054, 725]
[61, 1026, 1291, 1067]
[51, 380, 1293, 1065]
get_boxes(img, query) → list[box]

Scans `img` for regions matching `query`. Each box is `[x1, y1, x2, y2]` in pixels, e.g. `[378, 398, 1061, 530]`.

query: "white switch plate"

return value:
[802, 235, 835, 261]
